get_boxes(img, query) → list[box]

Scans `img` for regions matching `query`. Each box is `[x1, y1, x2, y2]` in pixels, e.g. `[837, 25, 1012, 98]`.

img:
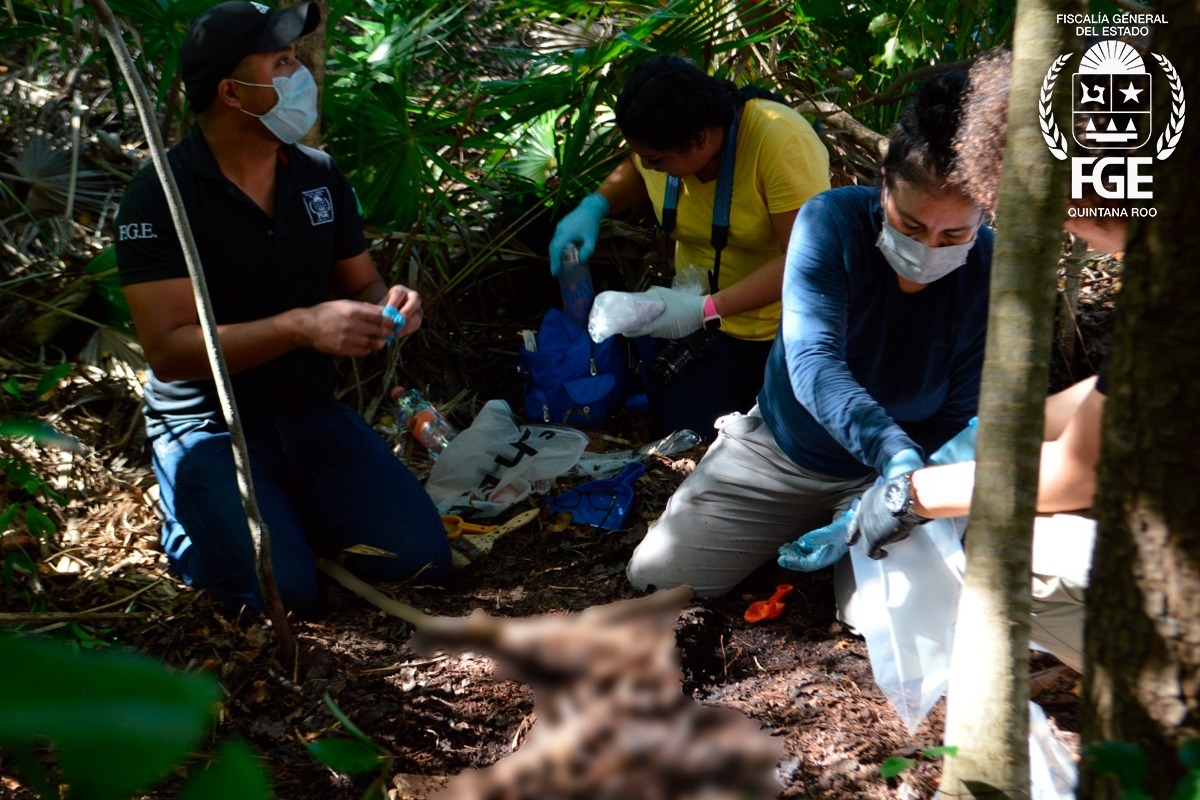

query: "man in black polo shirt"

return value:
[114, 1, 449, 618]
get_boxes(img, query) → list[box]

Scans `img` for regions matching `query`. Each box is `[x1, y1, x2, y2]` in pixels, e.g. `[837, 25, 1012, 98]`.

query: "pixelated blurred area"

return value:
[389, 587, 784, 800]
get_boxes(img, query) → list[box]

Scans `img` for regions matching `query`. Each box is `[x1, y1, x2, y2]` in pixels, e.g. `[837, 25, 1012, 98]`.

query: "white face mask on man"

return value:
[875, 187, 982, 284]
[232, 64, 318, 144]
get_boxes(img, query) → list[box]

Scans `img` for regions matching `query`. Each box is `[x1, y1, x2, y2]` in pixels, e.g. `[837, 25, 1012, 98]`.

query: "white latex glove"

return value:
[626, 287, 706, 339]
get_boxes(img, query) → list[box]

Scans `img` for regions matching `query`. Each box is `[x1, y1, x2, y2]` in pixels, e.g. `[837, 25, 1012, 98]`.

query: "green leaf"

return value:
[83, 247, 133, 332]
[1086, 741, 1148, 792]
[921, 745, 959, 759]
[898, 35, 921, 60]
[881, 756, 915, 778]
[24, 506, 58, 539]
[0, 633, 219, 800]
[1169, 771, 1200, 800]
[881, 36, 901, 69]
[178, 740, 272, 800]
[0, 417, 85, 452]
[322, 692, 375, 745]
[867, 12, 896, 34]
[2, 376, 21, 399]
[35, 363, 73, 401]
[0, 504, 20, 532]
[307, 737, 386, 775]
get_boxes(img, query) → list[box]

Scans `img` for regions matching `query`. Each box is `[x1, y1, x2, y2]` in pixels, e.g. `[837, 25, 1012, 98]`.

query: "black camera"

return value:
[648, 328, 715, 388]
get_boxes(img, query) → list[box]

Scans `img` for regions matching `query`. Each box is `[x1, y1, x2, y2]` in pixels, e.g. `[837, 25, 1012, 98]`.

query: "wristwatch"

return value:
[883, 472, 930, 526]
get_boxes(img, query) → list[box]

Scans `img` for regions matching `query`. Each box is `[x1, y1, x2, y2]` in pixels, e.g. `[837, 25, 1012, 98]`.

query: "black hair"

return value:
[881, 69, 971, 193]
[614, 55, 782, 151]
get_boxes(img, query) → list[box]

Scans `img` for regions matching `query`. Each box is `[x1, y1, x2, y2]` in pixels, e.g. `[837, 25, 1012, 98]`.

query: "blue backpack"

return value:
[518, 309, 627, 428]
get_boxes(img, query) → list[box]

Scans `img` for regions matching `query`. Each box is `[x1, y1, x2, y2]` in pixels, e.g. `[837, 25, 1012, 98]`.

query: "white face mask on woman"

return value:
[233, 65, 318, 144]
[876, 188, 982, 284]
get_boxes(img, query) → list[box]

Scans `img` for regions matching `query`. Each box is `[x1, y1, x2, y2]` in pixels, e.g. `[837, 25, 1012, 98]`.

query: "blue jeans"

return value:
[151, 399, 450, 618]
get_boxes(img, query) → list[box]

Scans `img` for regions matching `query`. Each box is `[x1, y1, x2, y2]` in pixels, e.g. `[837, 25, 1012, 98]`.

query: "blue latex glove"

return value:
[778, 509, 853, 572]
[883, 447, 924, 479]
[626, 287, 706, 339]
[548, 193, 609, 276]
[929, 417, 979, 466]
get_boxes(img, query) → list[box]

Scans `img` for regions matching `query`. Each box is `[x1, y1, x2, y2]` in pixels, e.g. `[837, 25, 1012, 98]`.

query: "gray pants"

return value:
[1028, 513, 1094, 672]
[626, 406, 1094, 672]
[627, 407, 873, 597]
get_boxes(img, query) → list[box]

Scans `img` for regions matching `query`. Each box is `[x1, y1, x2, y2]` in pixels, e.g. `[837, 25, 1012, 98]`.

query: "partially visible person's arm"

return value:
[910, 385, 1106, 517]
[711, 107, 828, 318]
[780, 193, 921, 473]
[127, 247, 399, 383]
[708, 209, 796, 317]
[1043, 375, 1098, 440]
[1033, 384, 1105, 511]
[334, 250, 425, 339]
[594, 157, 651, 216]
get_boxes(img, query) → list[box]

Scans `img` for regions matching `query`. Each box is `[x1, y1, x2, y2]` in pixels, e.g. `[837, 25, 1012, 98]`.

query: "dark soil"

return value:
[0, 249, 1119, 800]
[0, 410, 1084, 800]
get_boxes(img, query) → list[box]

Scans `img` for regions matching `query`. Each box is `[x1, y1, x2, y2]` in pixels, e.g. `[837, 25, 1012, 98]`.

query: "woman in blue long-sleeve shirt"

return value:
[628, 68, 992, 597]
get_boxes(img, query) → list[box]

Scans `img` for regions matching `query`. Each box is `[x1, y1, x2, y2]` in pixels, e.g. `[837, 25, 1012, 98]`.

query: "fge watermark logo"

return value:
[1040, 35, 1186, 216]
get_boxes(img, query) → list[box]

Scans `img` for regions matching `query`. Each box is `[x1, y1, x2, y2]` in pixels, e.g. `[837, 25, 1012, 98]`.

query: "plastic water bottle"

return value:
[558, 244, 595, 327]
[392, 386, 459, 456]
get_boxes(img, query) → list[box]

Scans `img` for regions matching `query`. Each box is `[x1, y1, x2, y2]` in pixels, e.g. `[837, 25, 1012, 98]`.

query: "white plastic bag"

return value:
[425, 400, 588, 517]
[932, 701, 1077, 800]
[587, 291, 667, 343]
[1029, 700, 1078, 799]
[847, 420, 976, 732]
[849, 517, 965, 733]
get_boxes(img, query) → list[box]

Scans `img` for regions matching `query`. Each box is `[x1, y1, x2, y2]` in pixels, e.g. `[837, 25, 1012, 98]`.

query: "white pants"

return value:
[627, 406, 873, 597]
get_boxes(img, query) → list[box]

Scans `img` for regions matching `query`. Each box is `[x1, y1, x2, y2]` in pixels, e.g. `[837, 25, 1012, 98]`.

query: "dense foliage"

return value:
[0, 1, 1030, 795]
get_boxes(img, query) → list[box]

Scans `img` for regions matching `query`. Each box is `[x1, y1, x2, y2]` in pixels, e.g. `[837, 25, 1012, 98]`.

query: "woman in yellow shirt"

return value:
[549, 55, 830, 437]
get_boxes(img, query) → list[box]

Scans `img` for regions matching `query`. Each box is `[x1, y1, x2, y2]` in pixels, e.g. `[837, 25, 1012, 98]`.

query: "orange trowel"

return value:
[744, 584, 794, 623]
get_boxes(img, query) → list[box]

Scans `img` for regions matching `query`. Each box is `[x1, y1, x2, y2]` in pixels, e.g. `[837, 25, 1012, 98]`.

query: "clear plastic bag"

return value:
[846, 420, 975, 733]
[587, 291, 666, 343]
[567, 429, 703, 479]
[849, 517, 965, 733]
[672, 262, 708, 295]
[1029, 700, 1078, 799]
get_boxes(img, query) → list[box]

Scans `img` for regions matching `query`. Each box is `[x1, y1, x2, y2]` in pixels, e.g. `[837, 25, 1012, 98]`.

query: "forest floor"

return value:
[0, 252, 1120, 800]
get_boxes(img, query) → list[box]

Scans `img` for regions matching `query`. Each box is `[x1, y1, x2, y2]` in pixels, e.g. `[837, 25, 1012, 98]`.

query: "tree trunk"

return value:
[1079, 4, 1200, 798]
[285, 0, 328, 147]
[939, 2, 1082, 797]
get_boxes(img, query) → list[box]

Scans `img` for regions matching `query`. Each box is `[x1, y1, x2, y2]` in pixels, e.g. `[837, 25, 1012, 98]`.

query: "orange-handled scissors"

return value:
[441, 515, 499, 540]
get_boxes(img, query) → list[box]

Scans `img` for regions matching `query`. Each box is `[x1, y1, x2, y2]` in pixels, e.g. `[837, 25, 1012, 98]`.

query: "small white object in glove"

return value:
[587, 291, 668, 343]
[626, 286, 706, 339]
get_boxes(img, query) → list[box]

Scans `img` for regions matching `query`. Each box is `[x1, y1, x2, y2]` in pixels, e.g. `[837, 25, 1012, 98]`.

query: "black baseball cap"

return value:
[181, 1, 320, 112]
